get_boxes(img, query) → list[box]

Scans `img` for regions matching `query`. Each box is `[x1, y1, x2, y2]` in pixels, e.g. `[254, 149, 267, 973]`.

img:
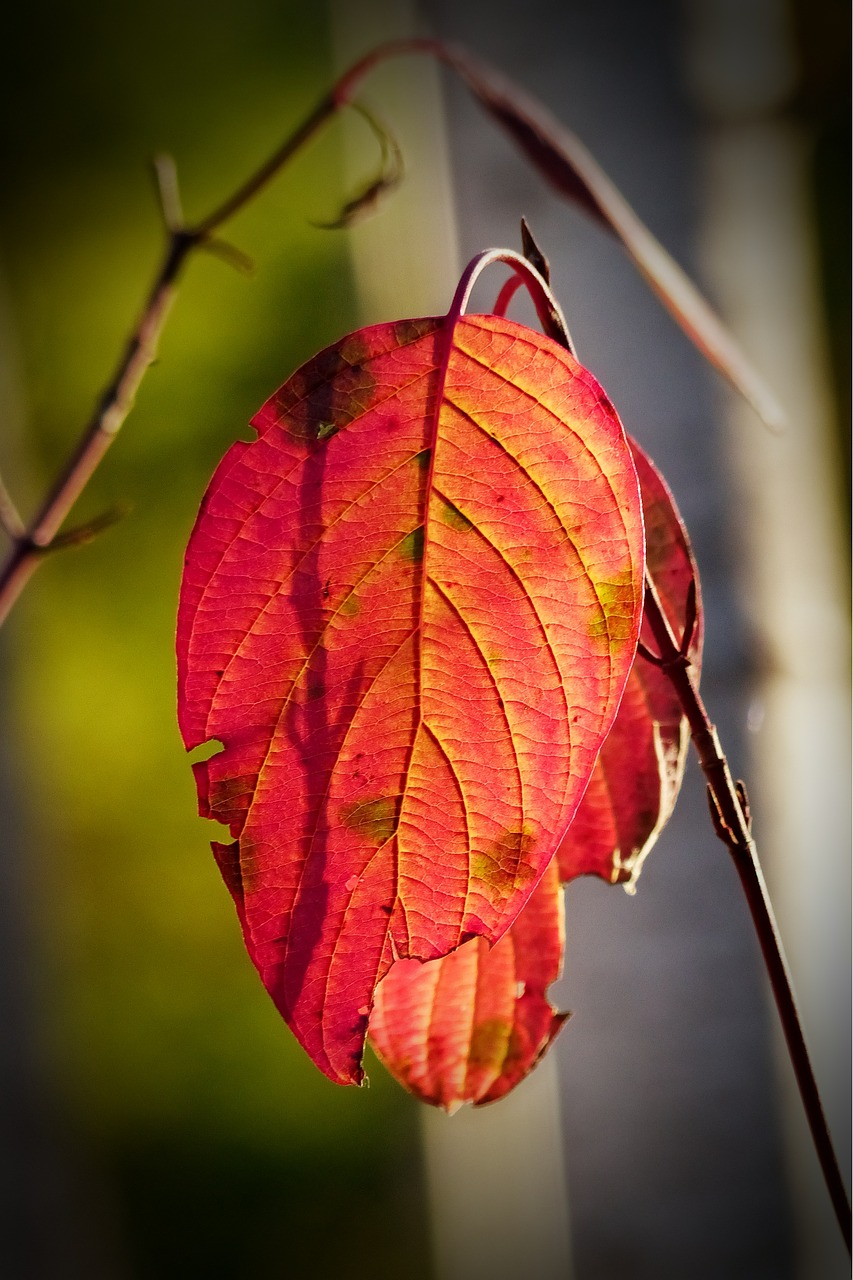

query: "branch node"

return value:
[637, 637, 689, 673]
[736, 779, 752, 832]
[636, 640, 664, 667]
[705, 784, 735, 848]
[520, 218, 551, 283]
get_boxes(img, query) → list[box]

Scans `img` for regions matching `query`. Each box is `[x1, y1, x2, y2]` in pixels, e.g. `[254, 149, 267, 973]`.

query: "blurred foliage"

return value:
[0, 2, 431, 1275]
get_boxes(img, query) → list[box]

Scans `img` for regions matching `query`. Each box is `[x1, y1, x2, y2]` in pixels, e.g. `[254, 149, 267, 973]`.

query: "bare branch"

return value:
[0, 37, 784, 626]
[644, 570, 851, 1250]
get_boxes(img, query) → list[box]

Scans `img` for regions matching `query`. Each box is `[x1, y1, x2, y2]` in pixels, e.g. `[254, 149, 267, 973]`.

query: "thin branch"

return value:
[0, 38, 782, 626]
[192, 94, 339, 238]
[0, 98, 342, 626]
[642, 570, 851, 1252]
[0, 235, 187, 625]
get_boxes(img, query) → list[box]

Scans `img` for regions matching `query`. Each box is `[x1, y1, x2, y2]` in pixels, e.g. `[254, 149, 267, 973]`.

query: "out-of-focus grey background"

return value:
[0, 1, 848, 1277]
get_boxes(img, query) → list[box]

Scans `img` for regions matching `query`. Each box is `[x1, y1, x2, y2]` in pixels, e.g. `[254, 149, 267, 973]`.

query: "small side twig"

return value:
[642, 569, 851, 1252]
[312, 102, 404, 230]
[0, 92, 365, 626]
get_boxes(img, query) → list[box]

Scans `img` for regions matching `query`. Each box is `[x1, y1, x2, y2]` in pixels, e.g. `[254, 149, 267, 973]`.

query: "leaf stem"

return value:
[642, 570, 851, 1251]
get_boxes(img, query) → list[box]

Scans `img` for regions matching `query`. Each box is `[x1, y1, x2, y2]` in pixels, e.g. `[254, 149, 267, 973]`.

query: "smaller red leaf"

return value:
[557, 439, 703, 889]
[369, 857, 567, 1111]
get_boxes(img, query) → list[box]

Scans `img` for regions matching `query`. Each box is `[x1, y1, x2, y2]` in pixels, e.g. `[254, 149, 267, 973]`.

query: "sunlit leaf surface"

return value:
[177, 311, 643, 1084]
[369, 857, 567, 1111]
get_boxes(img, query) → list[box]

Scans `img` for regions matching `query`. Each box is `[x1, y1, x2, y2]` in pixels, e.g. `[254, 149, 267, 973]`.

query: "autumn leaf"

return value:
[369, 855, 567, 1111]
[368, 439, 703, 1109]
[176, 252, 644, 1086]
[557, 439, 703, 889]
[368, 444, 701, 1108]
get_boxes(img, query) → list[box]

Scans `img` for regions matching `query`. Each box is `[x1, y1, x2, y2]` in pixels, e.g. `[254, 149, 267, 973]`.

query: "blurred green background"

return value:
[0, 2, 431, 1275]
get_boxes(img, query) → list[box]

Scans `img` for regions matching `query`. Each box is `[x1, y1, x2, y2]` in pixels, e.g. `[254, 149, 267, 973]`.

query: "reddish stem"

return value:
[0, 75, 364, 625]
[642, 572, 851, 1252]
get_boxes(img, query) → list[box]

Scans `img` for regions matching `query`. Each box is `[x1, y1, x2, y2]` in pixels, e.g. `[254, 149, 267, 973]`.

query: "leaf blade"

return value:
[369, 856, 568, 1111]
[177, 311, 644, 1083]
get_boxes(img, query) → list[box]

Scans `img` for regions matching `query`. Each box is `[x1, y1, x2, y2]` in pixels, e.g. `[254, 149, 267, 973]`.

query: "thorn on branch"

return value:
[520, 218, 551, 283]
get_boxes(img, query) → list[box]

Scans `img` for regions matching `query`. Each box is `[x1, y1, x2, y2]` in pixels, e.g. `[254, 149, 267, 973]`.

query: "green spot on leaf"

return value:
[471, 828, 537, 896]
[590, 565, 639, 640]
[339, 796, 398, 848]
[398, 527, 425, 562]
[468, 1017, 511, 1070]
[439, 497, 474, 533]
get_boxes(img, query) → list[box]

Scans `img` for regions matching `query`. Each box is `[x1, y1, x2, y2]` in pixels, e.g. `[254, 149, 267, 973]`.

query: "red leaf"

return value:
[177, 284, 644, 1085]
[557, 439, 703, 888]
[369, 855, 567, 1111]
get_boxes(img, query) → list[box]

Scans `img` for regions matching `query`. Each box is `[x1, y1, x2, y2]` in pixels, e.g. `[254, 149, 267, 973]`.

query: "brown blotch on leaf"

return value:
[393, 317, 441, 347]
[283, 333, 380, 442]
